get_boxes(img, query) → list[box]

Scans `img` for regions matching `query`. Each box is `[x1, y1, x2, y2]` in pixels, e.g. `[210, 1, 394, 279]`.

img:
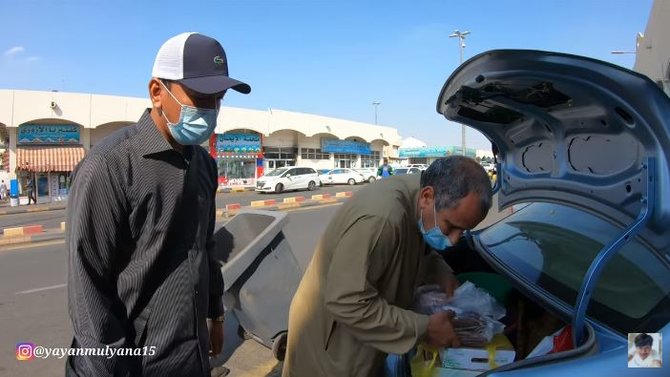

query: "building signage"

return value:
[321, 139, 371, 155]
[399, 146, 476, 158]
[18, 124, 80, 144]
[216, 133, 261, 153]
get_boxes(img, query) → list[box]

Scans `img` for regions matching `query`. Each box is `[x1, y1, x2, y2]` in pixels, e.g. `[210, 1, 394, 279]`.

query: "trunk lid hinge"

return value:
[572, 157, 656, 346]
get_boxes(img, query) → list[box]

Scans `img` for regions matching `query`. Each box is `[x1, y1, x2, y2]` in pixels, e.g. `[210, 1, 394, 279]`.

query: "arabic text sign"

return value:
[321, 139, 371, 155]
[216, 133, 262, 153]
[399, 146, 476, 158]
[18, 124, 80, 144]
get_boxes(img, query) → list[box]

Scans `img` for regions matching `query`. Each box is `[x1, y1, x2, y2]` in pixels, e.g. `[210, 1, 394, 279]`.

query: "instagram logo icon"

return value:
[16, 343, 34, 361]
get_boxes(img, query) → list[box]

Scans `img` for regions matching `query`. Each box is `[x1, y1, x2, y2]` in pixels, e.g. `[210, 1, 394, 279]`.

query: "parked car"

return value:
[406, 163, 428, 170]
[321, 168, 366, 185]
[385, 49, 670, 376]
[355, 168, 378, 183]
[393, 167, 421, 176]
[317, 169, 332, 176]
[480, 161, 496, 172]
[255, 166, 320, 193]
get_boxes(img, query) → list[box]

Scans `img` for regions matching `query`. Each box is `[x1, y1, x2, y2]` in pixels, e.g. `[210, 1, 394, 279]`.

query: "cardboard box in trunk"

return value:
[441, 333, 516, 371]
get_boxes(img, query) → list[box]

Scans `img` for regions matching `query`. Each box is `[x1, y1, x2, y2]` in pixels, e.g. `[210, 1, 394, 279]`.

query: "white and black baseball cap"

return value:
[152, 32, 251, 95]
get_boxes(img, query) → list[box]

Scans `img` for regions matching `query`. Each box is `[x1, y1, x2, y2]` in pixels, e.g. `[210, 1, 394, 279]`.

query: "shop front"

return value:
[15, 123, 85, 203]
[322, 139, 373, 168]
[213, 132, 263, 187]
[398, 145, 477, 165]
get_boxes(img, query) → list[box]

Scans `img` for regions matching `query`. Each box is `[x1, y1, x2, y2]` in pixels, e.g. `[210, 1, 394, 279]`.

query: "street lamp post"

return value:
[372, 101, 380, 125]
[449, 30, 470, 156]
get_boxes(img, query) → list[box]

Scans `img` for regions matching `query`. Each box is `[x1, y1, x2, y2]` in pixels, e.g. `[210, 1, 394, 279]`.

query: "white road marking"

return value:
[15, 283, 67, 295]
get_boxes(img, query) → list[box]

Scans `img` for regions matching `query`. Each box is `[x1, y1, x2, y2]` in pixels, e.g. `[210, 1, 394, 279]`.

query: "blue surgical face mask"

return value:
[160, 81, 219, 145]
[418, 203, 453, 251]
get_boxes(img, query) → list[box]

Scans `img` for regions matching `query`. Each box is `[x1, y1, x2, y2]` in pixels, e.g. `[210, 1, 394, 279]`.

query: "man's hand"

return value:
[439, 275, 460, 298]
[209, 320, 224, 356]
[424, 311, 460, 348]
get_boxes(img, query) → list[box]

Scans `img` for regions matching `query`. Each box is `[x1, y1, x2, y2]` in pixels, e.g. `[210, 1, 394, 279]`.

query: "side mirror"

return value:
[286, 174, 292, 178]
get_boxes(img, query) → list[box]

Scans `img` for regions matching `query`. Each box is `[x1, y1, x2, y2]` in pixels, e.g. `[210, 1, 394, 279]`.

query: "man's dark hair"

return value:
[160, 79, 173, 89]
[420, 156, 493, 218]
[634, 333, 654, 348]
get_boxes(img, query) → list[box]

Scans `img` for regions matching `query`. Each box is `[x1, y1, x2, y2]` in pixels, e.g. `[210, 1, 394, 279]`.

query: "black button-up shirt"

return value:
[65, 110, 223, 376]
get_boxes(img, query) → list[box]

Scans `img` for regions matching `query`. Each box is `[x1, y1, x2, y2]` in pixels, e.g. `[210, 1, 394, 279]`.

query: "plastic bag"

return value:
[413, 282, 506, 345]
[448, 281, 506, 320]
[451, 312, 502, 347]
[414, 285, 449, 315]
[526, 325, 574, 358]
[410, 344, 439, 377]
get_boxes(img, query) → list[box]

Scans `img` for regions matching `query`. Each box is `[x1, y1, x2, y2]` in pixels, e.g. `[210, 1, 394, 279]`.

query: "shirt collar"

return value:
[135, 109, 179, 157]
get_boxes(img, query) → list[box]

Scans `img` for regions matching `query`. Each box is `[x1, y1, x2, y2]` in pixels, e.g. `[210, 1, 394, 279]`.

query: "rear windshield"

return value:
[478, 202, 670, 334]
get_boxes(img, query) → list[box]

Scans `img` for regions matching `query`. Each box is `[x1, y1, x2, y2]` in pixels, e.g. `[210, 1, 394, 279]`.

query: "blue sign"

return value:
[217, 133, 261, 153]
[399, 146, 449, 158]
[321, 140, 371, 155]
[399, 146, 476, 158]
[10, 179, 18, 198]
[18, 124, 80, 144]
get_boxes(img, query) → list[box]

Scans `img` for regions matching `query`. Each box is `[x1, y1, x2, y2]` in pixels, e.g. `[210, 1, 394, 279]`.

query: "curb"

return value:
[3, 224, 44, 237]
[220, 192, 351, 219]
[0, 187, 258, 216]
[0, 204, 68, 216]
[0, 192, 354, 248]
[0, 231, 66, 246]
[217, 186, 255, 194]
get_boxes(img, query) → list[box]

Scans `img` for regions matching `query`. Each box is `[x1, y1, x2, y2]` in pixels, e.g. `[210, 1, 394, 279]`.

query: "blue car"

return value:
[387, 50, 669, 376]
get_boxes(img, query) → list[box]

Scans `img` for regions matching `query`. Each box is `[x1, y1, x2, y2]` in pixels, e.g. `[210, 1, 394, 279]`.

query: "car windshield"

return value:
[478, 202, 670, 334]
[264, 168, 288, 177]
[395, 168, 409, 175]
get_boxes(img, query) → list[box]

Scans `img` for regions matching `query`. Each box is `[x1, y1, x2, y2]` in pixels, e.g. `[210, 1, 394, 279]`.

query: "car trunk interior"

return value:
[434, 236, 599, 375]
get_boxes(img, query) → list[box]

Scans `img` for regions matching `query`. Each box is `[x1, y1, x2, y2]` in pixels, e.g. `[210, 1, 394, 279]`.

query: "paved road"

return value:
[0, 184, 365, 230]
[2, 194, 509, 377]
[1, 203, 343, 377]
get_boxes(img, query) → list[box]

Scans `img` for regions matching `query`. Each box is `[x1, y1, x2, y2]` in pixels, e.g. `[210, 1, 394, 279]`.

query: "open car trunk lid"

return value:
[436, 50, 670, 346]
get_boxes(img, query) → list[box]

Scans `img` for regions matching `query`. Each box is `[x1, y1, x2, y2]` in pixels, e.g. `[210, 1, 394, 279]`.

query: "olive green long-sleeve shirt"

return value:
[283, 174, 454, 377]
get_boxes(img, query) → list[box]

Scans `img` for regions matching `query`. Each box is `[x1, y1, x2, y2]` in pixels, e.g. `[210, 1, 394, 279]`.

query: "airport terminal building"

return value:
[0, 90, 401, 203]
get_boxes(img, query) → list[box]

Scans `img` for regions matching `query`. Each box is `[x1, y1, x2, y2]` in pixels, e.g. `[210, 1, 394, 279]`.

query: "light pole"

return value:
[372, 101, 380, 125]
[449, 30, 470, 156]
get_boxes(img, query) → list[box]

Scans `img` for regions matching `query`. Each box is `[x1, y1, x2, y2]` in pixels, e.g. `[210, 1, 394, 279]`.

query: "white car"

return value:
[354, 168, 377, 183]
[256, 167, 320, 193]
[393, 167, 422, 176]
[405, 164, 428, 170]
[322, 168, 366, 185]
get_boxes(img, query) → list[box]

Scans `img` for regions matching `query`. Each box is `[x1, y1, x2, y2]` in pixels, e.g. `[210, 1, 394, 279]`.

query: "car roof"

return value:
[437, 49, 670, 246]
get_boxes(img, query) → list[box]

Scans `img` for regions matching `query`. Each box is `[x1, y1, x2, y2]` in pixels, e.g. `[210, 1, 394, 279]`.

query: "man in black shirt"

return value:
[65, 32, 250, 377]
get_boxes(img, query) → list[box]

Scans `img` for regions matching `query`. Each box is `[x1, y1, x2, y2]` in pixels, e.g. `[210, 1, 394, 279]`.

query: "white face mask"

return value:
[160, 81, 219, 145]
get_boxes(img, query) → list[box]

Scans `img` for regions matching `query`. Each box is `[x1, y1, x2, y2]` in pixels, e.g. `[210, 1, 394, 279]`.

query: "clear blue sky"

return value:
[1, 0, 653, 151]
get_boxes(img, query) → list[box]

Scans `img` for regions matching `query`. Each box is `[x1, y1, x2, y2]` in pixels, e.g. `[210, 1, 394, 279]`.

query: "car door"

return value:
[296, 168, 311, 189]
[337, 169, 350, 184]
[283, 168, 299, 190]
[328, 169, 342, 184]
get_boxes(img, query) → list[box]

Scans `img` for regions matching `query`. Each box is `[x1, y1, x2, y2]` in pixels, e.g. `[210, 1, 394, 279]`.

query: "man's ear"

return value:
[149, 78, 163, 109]
[418, 186, 434, 208]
